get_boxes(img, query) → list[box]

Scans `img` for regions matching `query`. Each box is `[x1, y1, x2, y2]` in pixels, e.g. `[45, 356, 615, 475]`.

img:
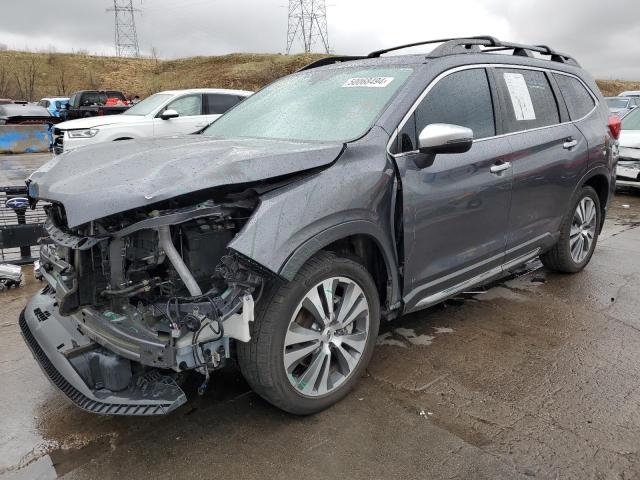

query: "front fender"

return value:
[228, 134, 401, 306]
[278, 219, 401, 305]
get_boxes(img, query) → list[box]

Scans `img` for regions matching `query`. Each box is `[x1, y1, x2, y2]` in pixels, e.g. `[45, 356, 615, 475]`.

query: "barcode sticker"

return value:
[342, 77, 395, 88]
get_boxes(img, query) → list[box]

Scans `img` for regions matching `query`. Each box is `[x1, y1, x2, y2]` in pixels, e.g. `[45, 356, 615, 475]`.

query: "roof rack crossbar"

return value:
[298, 36, 579, 72]
[368, 36, 579, 66]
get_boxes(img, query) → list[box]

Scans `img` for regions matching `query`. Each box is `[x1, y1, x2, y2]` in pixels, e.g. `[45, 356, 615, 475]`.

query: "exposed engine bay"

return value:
[36, 190, 266, 401]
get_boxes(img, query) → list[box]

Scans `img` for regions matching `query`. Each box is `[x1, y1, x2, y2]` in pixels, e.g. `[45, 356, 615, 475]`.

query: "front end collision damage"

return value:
[22, 129, 403, 415]
[22, 190, 272, 415]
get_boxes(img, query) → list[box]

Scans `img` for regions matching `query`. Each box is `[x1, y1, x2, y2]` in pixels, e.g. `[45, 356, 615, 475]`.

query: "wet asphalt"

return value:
[1, 179, 640, 479]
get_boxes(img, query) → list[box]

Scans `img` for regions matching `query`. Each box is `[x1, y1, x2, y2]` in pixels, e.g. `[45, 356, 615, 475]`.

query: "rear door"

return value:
[153, 94, 207, 137]
[493, 67, 589, 261]
[391, 67, 514, 312]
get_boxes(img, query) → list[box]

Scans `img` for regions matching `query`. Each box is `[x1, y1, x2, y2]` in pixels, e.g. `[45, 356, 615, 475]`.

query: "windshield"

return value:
[606, 98, 630, 109]
[622, 107, 640, 130]
[123, 93, 172, 116]
[202, 67, 414, 142]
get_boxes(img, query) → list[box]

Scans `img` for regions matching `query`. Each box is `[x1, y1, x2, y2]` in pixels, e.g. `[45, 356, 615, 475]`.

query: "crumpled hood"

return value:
[29, 135, 344, 227]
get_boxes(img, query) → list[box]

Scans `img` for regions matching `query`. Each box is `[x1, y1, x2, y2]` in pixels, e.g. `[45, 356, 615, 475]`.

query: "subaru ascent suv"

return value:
[21, 36, 617, 416]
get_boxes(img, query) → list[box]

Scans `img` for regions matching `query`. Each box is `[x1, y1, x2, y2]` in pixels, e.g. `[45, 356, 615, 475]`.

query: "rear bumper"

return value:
[20, 290, 187, 416]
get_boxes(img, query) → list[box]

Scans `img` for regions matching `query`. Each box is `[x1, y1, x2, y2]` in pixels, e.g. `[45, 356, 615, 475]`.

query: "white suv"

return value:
[52, 88, 252, 154]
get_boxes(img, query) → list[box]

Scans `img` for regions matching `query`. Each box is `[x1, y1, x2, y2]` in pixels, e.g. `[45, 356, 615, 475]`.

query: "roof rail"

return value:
[369, 36, 579, 66]
[297, 55, 367, 72]
[367, 36, 499, 58]
[298, 36, 579, 72]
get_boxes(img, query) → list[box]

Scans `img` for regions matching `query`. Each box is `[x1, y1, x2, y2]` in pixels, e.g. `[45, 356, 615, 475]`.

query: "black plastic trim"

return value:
[19, 310, 176, 416]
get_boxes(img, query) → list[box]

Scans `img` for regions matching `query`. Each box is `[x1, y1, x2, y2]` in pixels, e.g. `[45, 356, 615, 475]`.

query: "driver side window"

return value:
[394, 68, 496, 154]
[166, 95, 202, 117]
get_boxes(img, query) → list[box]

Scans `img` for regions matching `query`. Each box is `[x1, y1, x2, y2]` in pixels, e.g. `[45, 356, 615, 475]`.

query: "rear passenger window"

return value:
[496, 69, 559, 133]
[205, 94, 243, 115]
[554, 74, 595, 120]
[413, 68, 495, 144]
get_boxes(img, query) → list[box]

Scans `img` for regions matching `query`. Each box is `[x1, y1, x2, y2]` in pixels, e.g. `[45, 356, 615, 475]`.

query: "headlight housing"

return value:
[68, 128, 99, 138]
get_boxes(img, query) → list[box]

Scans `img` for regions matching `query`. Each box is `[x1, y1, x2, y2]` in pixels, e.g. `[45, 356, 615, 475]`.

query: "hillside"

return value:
[0, 51, 326, 100]
[0, 49, 636, 100]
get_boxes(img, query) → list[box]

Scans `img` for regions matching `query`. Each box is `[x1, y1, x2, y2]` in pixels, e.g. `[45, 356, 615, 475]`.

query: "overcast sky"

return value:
[1, 0, 638, 79]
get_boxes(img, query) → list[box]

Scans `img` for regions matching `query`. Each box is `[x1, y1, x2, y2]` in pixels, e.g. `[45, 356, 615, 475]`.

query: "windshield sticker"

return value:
[342, 77, 395, 88]
[503, 73, 536, 121]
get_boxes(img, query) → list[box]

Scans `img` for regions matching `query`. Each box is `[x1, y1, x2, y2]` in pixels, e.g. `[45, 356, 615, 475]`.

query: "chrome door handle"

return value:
[490, 162, 512, 174]
[563, 139, 578, 149]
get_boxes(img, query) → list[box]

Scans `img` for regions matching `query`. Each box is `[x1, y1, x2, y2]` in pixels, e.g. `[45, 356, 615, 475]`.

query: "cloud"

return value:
[0, 0, 637, 78]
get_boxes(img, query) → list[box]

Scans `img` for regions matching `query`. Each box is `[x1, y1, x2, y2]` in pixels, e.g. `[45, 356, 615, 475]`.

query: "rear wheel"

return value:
[237, 251, 380, 415]
[541, 186, 601, 273]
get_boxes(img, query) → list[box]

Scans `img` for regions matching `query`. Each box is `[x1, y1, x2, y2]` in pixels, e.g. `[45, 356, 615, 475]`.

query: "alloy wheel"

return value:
[570, 197, 597, 263]
[283, 276, 370, 397]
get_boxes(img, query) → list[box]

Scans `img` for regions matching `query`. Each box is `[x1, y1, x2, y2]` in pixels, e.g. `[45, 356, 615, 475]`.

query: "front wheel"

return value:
[541, 186, 601, 273]
[237, 251, 380, 415]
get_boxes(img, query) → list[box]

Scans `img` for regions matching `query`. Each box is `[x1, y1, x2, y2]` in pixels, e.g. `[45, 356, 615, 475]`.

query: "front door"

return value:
[153, 94, 209, 137]
[391, 68, 514, 312]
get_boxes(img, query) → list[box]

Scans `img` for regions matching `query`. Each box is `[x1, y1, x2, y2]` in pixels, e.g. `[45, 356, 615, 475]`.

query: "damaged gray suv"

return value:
[21, 37, 618, 416]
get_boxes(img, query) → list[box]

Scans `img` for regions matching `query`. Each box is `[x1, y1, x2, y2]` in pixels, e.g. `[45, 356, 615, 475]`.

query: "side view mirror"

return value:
[413, 123, 474, 169]
[418, 123, 474, 155]
[160, 109, 179, 120]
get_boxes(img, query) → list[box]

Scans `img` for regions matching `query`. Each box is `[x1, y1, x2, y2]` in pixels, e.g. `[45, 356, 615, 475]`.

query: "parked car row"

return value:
[605, 96, 640, 117]
[51, 88, 252, 154]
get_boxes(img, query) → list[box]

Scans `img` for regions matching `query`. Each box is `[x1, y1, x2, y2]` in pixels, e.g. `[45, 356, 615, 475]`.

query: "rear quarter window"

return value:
[496, 68, 560, 133]
[554, 74, 596, 120]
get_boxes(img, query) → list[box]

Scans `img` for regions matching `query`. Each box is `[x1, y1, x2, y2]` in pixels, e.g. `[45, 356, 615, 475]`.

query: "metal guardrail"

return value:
[0, 186, 47, 264]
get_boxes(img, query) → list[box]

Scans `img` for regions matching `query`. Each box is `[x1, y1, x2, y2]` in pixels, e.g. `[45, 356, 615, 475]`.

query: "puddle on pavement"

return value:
[1, 363, 252, 479]
[377, 325, 453, 348]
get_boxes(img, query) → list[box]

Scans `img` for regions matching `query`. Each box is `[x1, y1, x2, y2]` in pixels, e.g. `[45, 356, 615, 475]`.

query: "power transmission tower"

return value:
[107, 0, 141, 57]
[286, 0, 330, 54]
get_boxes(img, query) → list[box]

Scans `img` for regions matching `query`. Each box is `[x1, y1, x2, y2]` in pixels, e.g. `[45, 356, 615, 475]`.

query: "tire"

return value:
[237, 251, 380, 415]
[541, 186, 601, 273]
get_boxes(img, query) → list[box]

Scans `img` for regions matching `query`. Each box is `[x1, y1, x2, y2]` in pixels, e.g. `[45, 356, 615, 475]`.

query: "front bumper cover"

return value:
[20, 290, 187, 416]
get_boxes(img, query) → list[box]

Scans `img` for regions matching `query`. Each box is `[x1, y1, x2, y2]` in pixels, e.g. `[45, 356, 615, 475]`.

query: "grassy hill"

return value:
[0, 50, 326, 100]
[0, 49, 636, 101]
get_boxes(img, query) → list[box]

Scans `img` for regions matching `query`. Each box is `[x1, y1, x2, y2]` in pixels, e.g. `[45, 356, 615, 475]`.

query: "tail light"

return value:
[608, 115, 621, 140]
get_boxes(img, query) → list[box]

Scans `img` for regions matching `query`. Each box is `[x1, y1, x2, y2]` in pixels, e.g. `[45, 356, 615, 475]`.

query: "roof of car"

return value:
[157, 88, 253, 96]
[0, 104, 51, 117]
[41, 97, 70, 102]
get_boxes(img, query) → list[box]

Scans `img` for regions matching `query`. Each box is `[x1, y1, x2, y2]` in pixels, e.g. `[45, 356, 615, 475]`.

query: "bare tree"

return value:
[54, 61, 68, 95]
[151, 46, 161, 74]
[13, 58, 39, 101]
[0, 64, 10, 97]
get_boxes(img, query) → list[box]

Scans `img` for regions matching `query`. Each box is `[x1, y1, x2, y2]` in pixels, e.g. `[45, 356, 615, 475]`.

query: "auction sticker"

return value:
[343, 77, 395, 88]
[503, 72, 536, 121]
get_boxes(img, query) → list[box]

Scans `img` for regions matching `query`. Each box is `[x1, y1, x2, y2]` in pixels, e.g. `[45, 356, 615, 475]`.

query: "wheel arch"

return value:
[278, 221, 401, 314]
[579, 167, 613, 232]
